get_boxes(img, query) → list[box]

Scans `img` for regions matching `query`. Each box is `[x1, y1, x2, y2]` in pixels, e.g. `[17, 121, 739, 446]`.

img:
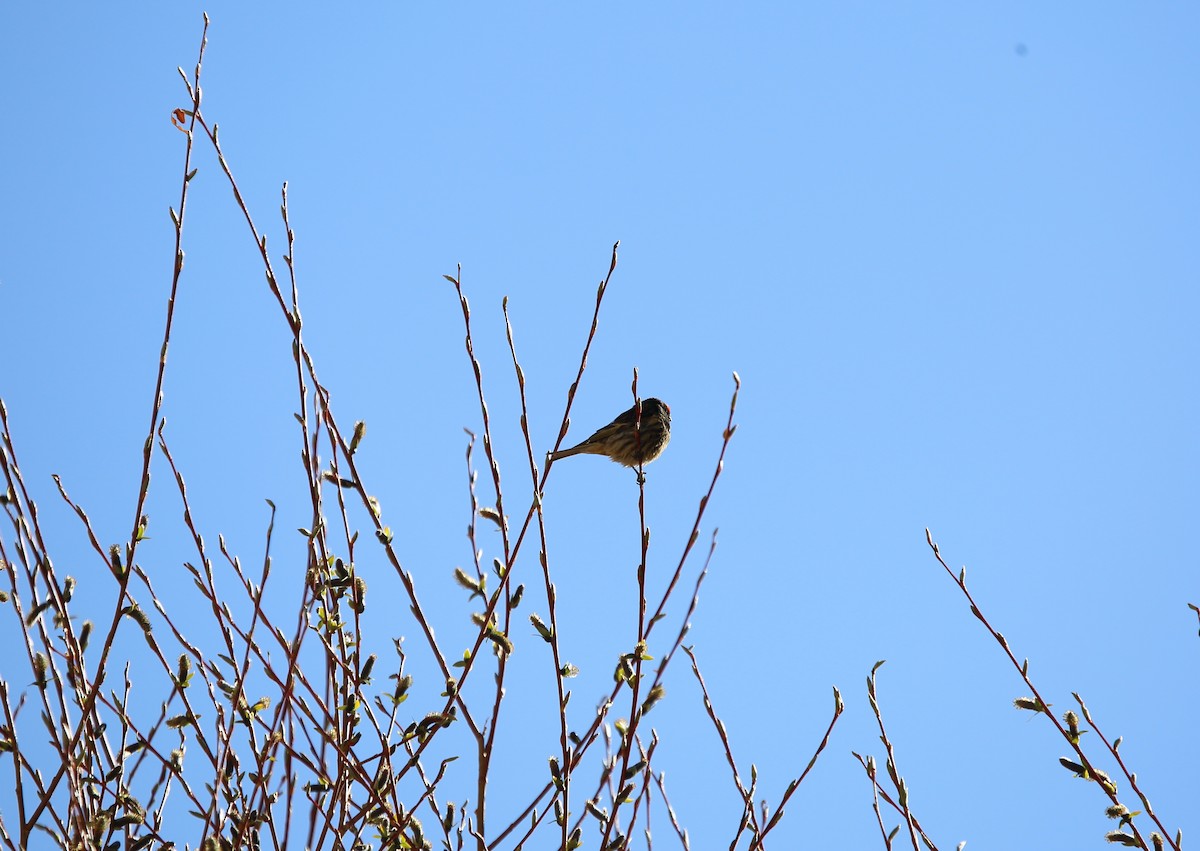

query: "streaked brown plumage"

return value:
[549, 398, 671, 468]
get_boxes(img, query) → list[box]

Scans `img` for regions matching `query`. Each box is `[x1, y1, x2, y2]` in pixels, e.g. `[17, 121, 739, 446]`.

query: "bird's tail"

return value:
[548, 441, 597, 462]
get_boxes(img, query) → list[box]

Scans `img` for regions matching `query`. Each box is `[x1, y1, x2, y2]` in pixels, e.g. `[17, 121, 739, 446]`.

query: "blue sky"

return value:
[1, 4, 1196, 849]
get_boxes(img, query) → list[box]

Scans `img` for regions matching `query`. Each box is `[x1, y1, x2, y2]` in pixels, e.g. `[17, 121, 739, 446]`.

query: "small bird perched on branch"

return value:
[549, 398, 671, 471]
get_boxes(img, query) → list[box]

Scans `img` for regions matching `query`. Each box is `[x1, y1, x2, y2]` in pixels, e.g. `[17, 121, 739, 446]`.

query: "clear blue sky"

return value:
[1, 4, 1196, 848]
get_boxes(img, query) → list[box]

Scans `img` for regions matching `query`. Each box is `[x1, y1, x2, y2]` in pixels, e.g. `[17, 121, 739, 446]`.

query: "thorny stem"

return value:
[502, 298, 575, 851]
[597, 371, 651, 851]
[446, 266, 519, 842]
[865, 663, 924, 851]
[18, 16, 211, 840]
[926, 531, 1176, 850]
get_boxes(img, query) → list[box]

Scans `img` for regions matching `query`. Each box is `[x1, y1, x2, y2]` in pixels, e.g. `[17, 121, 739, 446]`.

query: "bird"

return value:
[549, 398, 671, 473]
